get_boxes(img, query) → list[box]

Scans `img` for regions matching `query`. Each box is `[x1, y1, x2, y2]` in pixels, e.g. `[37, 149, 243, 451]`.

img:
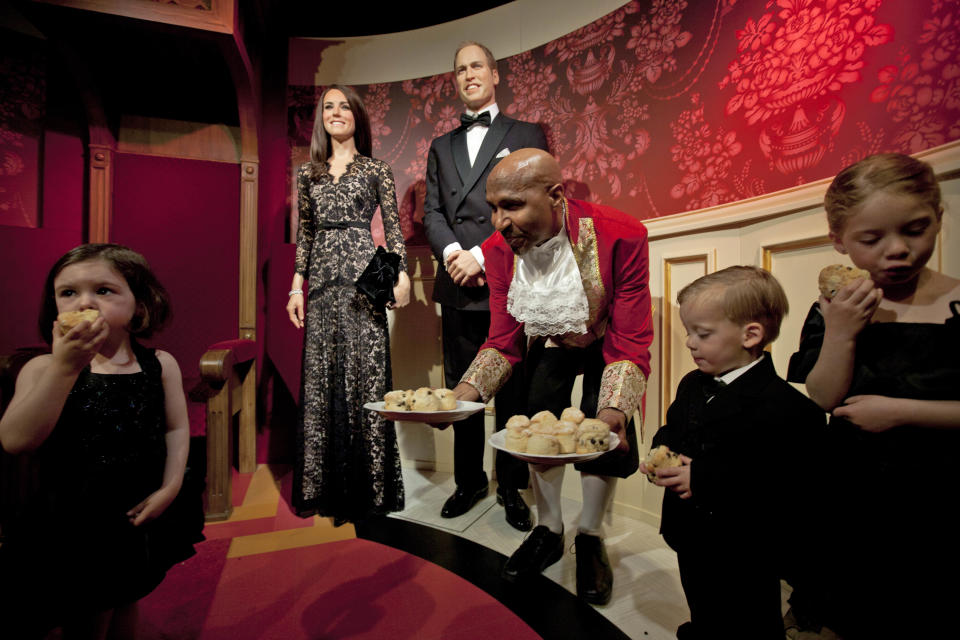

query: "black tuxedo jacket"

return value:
[423, 113, 548, 310]
[652, 355, 826, 559]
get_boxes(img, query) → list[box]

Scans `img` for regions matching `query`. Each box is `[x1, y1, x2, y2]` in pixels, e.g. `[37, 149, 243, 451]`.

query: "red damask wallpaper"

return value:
[288, 0, 960, 244]
[0, 32, 45, 229]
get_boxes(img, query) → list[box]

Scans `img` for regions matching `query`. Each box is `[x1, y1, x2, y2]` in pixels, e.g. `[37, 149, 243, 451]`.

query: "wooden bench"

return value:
[197, 339, 257, 522]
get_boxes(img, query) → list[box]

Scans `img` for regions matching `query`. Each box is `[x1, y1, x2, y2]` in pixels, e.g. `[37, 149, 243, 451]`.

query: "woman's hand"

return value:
[127, 485, 178, 526]
[820, 278, 881, 341]
[390, 272, 411, 309]
[287, 293, 304, 329]
[52, 317, 108, 374]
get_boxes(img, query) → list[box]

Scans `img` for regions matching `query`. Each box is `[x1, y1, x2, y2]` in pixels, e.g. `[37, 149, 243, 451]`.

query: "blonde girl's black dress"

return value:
[787, 300, 960, 639]
[0, 342, 203, 638]
[292, 157, 406, 522]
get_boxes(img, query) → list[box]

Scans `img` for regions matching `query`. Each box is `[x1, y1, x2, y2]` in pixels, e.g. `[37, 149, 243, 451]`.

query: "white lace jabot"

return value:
[506, 219, 590, 337]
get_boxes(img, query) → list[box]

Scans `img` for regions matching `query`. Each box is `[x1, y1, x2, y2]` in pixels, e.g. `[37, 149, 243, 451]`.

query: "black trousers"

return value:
[524, 338, 640, 478]
[675, 538, 784, 639]
[441, 306, 529, 490]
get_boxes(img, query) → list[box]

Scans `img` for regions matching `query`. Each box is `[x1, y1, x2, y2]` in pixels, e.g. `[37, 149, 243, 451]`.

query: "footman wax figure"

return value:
[424, 41, 549, 531]
[447, 148, 652, 605]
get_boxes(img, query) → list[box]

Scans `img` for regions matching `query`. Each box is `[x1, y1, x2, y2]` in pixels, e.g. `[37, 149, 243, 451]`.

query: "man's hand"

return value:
[596, 407, 629, 453]
[445, 250, 483, 286]
[430, 382, 482, 431]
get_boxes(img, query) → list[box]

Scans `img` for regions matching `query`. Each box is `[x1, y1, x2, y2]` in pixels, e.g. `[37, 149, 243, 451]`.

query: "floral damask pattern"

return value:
[288, 0, 958, 235]
[0, 33, 44, 228]
[720, 0, 893, 174]
[869, 0, 960, 151]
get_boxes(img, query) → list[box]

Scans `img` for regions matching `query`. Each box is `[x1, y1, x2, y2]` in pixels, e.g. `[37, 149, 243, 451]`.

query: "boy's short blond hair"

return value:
[677, 266, 788, 347]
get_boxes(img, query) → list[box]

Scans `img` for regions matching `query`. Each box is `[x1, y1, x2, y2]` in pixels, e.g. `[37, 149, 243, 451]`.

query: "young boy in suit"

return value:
[642, 266, 825, 639]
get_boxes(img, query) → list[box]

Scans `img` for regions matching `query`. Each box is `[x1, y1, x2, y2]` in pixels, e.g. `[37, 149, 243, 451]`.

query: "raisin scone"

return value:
[644, 445, 683, 482]
[818, 264, 870, 299]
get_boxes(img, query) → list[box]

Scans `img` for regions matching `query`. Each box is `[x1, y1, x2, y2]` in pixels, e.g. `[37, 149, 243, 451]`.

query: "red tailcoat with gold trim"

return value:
[462, 198, 652, 419]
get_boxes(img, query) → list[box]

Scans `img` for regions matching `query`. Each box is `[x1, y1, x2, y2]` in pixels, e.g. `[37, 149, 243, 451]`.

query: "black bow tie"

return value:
[703, 377, 727, 401]
[459, 111, 491, 130]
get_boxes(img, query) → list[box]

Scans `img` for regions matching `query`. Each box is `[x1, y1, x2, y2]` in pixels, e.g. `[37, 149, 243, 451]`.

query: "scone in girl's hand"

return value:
[52, 317, 108, 374]
[820, 278, 881, 340]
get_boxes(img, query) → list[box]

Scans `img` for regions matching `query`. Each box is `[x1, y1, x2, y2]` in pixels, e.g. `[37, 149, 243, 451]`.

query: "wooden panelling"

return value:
[88, 145, 112, 243]
[117, 117, 241, 164]
[239, 161, 258, 339]
[36, 0, 235, 34]
[659, 253, 712, 426]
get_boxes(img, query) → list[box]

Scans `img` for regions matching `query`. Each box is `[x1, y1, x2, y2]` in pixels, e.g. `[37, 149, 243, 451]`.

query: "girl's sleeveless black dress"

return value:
[0, 342, 203, 636]
[787, 301, 960, 638]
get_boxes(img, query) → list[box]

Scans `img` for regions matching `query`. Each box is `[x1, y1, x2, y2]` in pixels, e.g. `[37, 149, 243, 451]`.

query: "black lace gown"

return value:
[0, 342, 203, 635]
[292, 157, 406, 521]
[787, 300, 960, 637]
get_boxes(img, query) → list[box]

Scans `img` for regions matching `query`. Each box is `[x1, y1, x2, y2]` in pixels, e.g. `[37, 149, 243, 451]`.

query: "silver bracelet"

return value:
[288, 289, 303, 297]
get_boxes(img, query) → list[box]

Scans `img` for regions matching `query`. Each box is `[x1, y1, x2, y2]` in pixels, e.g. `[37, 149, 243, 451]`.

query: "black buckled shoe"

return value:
[440, 483, 488, 518]
[575, 532, 613, 605]
[496, 487, 532, 531]
[501, 525, 564, 583]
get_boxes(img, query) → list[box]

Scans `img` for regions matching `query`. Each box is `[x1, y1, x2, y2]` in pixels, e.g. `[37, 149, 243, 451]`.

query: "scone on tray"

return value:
[382, 387, 457, 411]
[501, 408, 614, 457]
[576, 419, 611, 453]
[383, 390, 409, 411]
[527, 433, 560, 456]
[554, 420, 577, 453]
[434, 388, 457, 410]
[560, 407, 585, 424]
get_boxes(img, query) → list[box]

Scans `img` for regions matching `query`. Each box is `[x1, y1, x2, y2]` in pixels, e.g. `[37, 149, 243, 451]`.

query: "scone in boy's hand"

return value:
[653, 455, 693, 499]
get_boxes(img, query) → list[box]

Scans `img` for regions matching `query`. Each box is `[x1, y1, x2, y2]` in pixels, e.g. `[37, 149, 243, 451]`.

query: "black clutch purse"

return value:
[355, 246, 401, 309]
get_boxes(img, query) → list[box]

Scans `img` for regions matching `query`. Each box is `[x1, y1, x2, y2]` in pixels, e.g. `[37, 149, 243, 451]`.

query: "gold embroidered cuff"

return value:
[597, 360, 646, 417]
[460, 348, 512, 403]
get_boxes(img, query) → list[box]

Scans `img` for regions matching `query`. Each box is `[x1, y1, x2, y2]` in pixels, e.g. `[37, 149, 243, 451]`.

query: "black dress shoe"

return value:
[575, 532, 613, 605]
[440, 483, 488, 518]
[496, 487, 532, 531]
[501, 525, 564, 583]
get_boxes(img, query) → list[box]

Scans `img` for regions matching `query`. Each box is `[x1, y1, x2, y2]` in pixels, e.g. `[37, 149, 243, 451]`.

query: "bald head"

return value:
[487, 148, 562, 195]
[486, 149, 565, 255]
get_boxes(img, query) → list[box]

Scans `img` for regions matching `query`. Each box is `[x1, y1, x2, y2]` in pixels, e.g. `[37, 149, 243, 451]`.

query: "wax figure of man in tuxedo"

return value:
[423, 41, 549, 531]
[449, 149, 653, 605]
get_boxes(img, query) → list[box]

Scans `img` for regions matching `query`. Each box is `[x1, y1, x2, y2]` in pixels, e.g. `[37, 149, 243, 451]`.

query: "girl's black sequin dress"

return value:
[0, 342, 203, 634]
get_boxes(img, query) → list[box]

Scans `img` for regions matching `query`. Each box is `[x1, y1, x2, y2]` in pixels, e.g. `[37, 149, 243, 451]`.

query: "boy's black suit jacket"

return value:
[652, 354, 826, 562]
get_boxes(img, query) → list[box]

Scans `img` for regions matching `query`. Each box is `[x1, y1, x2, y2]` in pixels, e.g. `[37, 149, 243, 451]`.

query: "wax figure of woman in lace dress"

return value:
[286, 85, 410, 525]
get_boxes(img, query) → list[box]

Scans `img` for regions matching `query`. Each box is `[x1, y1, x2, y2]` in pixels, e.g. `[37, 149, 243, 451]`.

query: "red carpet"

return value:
[141, 537, 540, 640]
